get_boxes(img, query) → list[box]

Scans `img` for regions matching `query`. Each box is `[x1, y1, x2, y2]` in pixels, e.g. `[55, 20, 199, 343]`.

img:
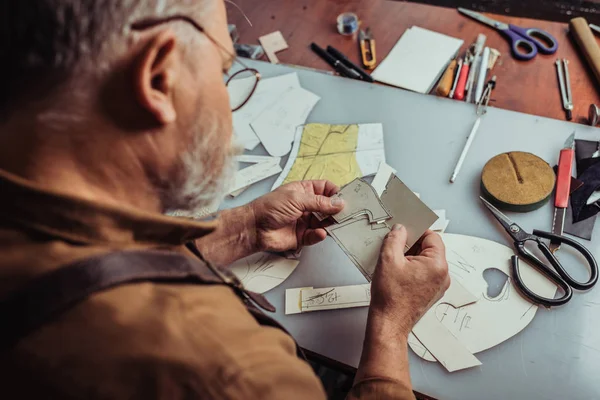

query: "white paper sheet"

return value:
[229, 73, 301, 150]
[250, 87, 320, 157]
[228, 252, 299, 294]
[371, 27, 463, 93]
[230, 156, 281, 194]
[300, 284, 371, 312]
[371, 162, 397, 197]
[285, 287, 312, 315]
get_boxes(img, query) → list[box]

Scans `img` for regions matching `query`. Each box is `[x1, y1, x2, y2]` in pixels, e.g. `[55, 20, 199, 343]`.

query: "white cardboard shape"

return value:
[371, 162, 397, 196]
[408, 233, 557, 363]
[300, 284, 371, 312]
[229, 73, 300, 150]
[285, 287, 312, 315]
[250, 87, 320, 157]
[229, 252, 299, 294]
[230, 156, 282, 194]
[411, 277, 481, 372]
[258, 31, 288, 64]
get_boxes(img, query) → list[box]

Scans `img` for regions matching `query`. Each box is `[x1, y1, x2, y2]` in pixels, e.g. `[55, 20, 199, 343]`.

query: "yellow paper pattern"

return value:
[282, 124, 362, 187]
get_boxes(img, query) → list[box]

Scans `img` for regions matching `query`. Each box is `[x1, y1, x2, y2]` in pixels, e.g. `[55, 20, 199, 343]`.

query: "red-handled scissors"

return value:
[458, 8, 558, 61]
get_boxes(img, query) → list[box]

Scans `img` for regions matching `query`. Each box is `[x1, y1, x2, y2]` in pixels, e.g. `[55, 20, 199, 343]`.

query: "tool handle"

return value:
[570, 17, 600, 90]
[360, 39, 377, 69]
[436, 59, 458, 97]
[555, 148, 574, 208]
[453, 63, 469, 100]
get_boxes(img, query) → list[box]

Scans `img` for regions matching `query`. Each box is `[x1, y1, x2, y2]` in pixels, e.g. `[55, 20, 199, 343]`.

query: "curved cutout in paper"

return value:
[229, 252, 300, 294]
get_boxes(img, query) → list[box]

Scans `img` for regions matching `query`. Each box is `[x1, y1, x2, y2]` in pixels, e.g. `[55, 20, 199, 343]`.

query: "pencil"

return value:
[449, 116, 482, 183]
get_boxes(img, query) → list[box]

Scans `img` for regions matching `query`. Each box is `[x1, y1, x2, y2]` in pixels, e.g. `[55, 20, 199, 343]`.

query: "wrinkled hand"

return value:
[370, 225, 450, 337]
[249, 180, 344, 253]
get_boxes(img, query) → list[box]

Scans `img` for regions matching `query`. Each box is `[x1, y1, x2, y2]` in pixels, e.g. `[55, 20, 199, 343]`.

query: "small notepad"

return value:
[372, 26, 463, 94]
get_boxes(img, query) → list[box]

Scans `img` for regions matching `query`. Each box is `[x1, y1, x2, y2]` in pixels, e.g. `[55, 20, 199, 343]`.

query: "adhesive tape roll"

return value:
[481, 152, 556, 212]
[337, 12, 359, 36]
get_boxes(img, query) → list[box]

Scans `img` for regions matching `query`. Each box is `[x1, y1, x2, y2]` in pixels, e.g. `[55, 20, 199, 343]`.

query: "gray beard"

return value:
[163, 116, 241, 219]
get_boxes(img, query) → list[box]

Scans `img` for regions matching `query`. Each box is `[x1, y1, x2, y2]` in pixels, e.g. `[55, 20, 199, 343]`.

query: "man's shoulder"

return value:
[6, 280, 321, 399]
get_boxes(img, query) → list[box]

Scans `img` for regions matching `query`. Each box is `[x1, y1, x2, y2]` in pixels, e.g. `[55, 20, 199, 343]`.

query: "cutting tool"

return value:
[458, 8, 558, 61]
[550, 132, 575, 252]
[359, 28, 376, 69]
[556, 59, 574, 121]
[480, 197, 598, 307]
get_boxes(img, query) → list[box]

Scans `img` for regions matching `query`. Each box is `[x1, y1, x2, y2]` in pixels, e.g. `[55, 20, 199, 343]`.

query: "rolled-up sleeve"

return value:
[347, 377, 416, 400]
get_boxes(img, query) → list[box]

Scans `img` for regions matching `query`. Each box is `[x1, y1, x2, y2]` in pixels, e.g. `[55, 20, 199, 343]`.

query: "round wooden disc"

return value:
[481, 152, 556, 212]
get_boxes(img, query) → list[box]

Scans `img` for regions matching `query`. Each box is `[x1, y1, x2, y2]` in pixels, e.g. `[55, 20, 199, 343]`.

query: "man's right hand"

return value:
[370, 224, 450, 338]
[350, 225, 450, 398]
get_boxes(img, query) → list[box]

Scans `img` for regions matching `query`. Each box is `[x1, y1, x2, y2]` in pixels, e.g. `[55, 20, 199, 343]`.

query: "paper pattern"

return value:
[229, 252, 299, 294]
[250, 87, 320, 157]
[300, 284, 371, 312]
[229, 73, 300, 150]
[230, 155, 281, 194]
[408, 233, 557, 364]
[411, 278, 481, 372]
[258, 31, 288, 64]
[331, 178, 391, 223]
[272, 123, 386, 189]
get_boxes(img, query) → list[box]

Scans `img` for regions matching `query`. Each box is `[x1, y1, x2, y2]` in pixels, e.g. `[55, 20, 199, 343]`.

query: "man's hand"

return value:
[370, 225, 450, 336]
[250, 180, 344, 253]
[353, 225, 449, 393]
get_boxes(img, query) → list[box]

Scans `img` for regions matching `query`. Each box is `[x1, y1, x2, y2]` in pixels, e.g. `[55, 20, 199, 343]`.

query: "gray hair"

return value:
[0, 0, 211, 113]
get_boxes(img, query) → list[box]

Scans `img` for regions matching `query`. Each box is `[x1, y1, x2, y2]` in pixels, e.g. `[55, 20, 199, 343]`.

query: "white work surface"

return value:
[223, 59, 600, 400]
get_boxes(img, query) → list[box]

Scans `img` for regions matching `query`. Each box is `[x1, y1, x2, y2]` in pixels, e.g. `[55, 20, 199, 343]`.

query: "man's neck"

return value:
[0, 115, 163, 213]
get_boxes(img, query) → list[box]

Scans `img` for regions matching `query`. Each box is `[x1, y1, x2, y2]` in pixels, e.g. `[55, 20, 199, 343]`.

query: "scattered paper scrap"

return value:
[371, 162, 397, 196]
[273, 123, 386, 189]
[250, 87, 320, 157]
[230, 155, 281, 194]
[229, 252, 300, 294]
[259, 31, 288, 64]
[229, 73, 300, 150]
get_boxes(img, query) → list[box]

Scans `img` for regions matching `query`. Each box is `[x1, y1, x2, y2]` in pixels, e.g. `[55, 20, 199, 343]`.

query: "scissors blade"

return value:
[458, 8, 508, 30]
[480, 197, 525, 241]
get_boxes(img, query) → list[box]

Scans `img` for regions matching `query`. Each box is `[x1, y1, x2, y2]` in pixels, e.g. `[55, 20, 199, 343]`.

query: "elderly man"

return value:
[0, 0, 450, 398]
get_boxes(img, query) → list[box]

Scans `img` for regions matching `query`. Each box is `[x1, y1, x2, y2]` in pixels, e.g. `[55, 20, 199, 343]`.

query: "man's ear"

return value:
[134, 30, 179, 124]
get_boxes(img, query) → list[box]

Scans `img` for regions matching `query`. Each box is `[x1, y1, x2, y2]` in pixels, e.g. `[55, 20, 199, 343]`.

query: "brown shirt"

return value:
[0, 169, 415, 400]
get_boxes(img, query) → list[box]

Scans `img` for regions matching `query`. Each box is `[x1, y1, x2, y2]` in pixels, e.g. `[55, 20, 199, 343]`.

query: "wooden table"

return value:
[227, 0, 600, 123]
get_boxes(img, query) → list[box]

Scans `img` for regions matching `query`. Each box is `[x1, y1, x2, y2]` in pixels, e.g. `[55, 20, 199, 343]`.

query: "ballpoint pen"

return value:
[326, 45, 374, 82]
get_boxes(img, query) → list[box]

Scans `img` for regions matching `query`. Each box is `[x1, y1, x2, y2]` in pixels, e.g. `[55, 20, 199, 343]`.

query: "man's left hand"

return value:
[250, 180, 345, 253]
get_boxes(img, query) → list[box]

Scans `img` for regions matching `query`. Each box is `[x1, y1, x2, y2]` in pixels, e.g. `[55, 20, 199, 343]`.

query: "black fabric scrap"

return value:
[575, 139, 600, 175]
[572, 160, 600, 222]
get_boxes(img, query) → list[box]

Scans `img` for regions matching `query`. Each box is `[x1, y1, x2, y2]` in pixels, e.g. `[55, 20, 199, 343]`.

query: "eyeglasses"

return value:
[131, 15, 260, 112]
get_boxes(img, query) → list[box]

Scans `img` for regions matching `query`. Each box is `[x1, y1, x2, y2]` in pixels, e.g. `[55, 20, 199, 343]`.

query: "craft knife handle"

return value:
[453, 62, 470, 100]
[555, 147, 574, 208]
